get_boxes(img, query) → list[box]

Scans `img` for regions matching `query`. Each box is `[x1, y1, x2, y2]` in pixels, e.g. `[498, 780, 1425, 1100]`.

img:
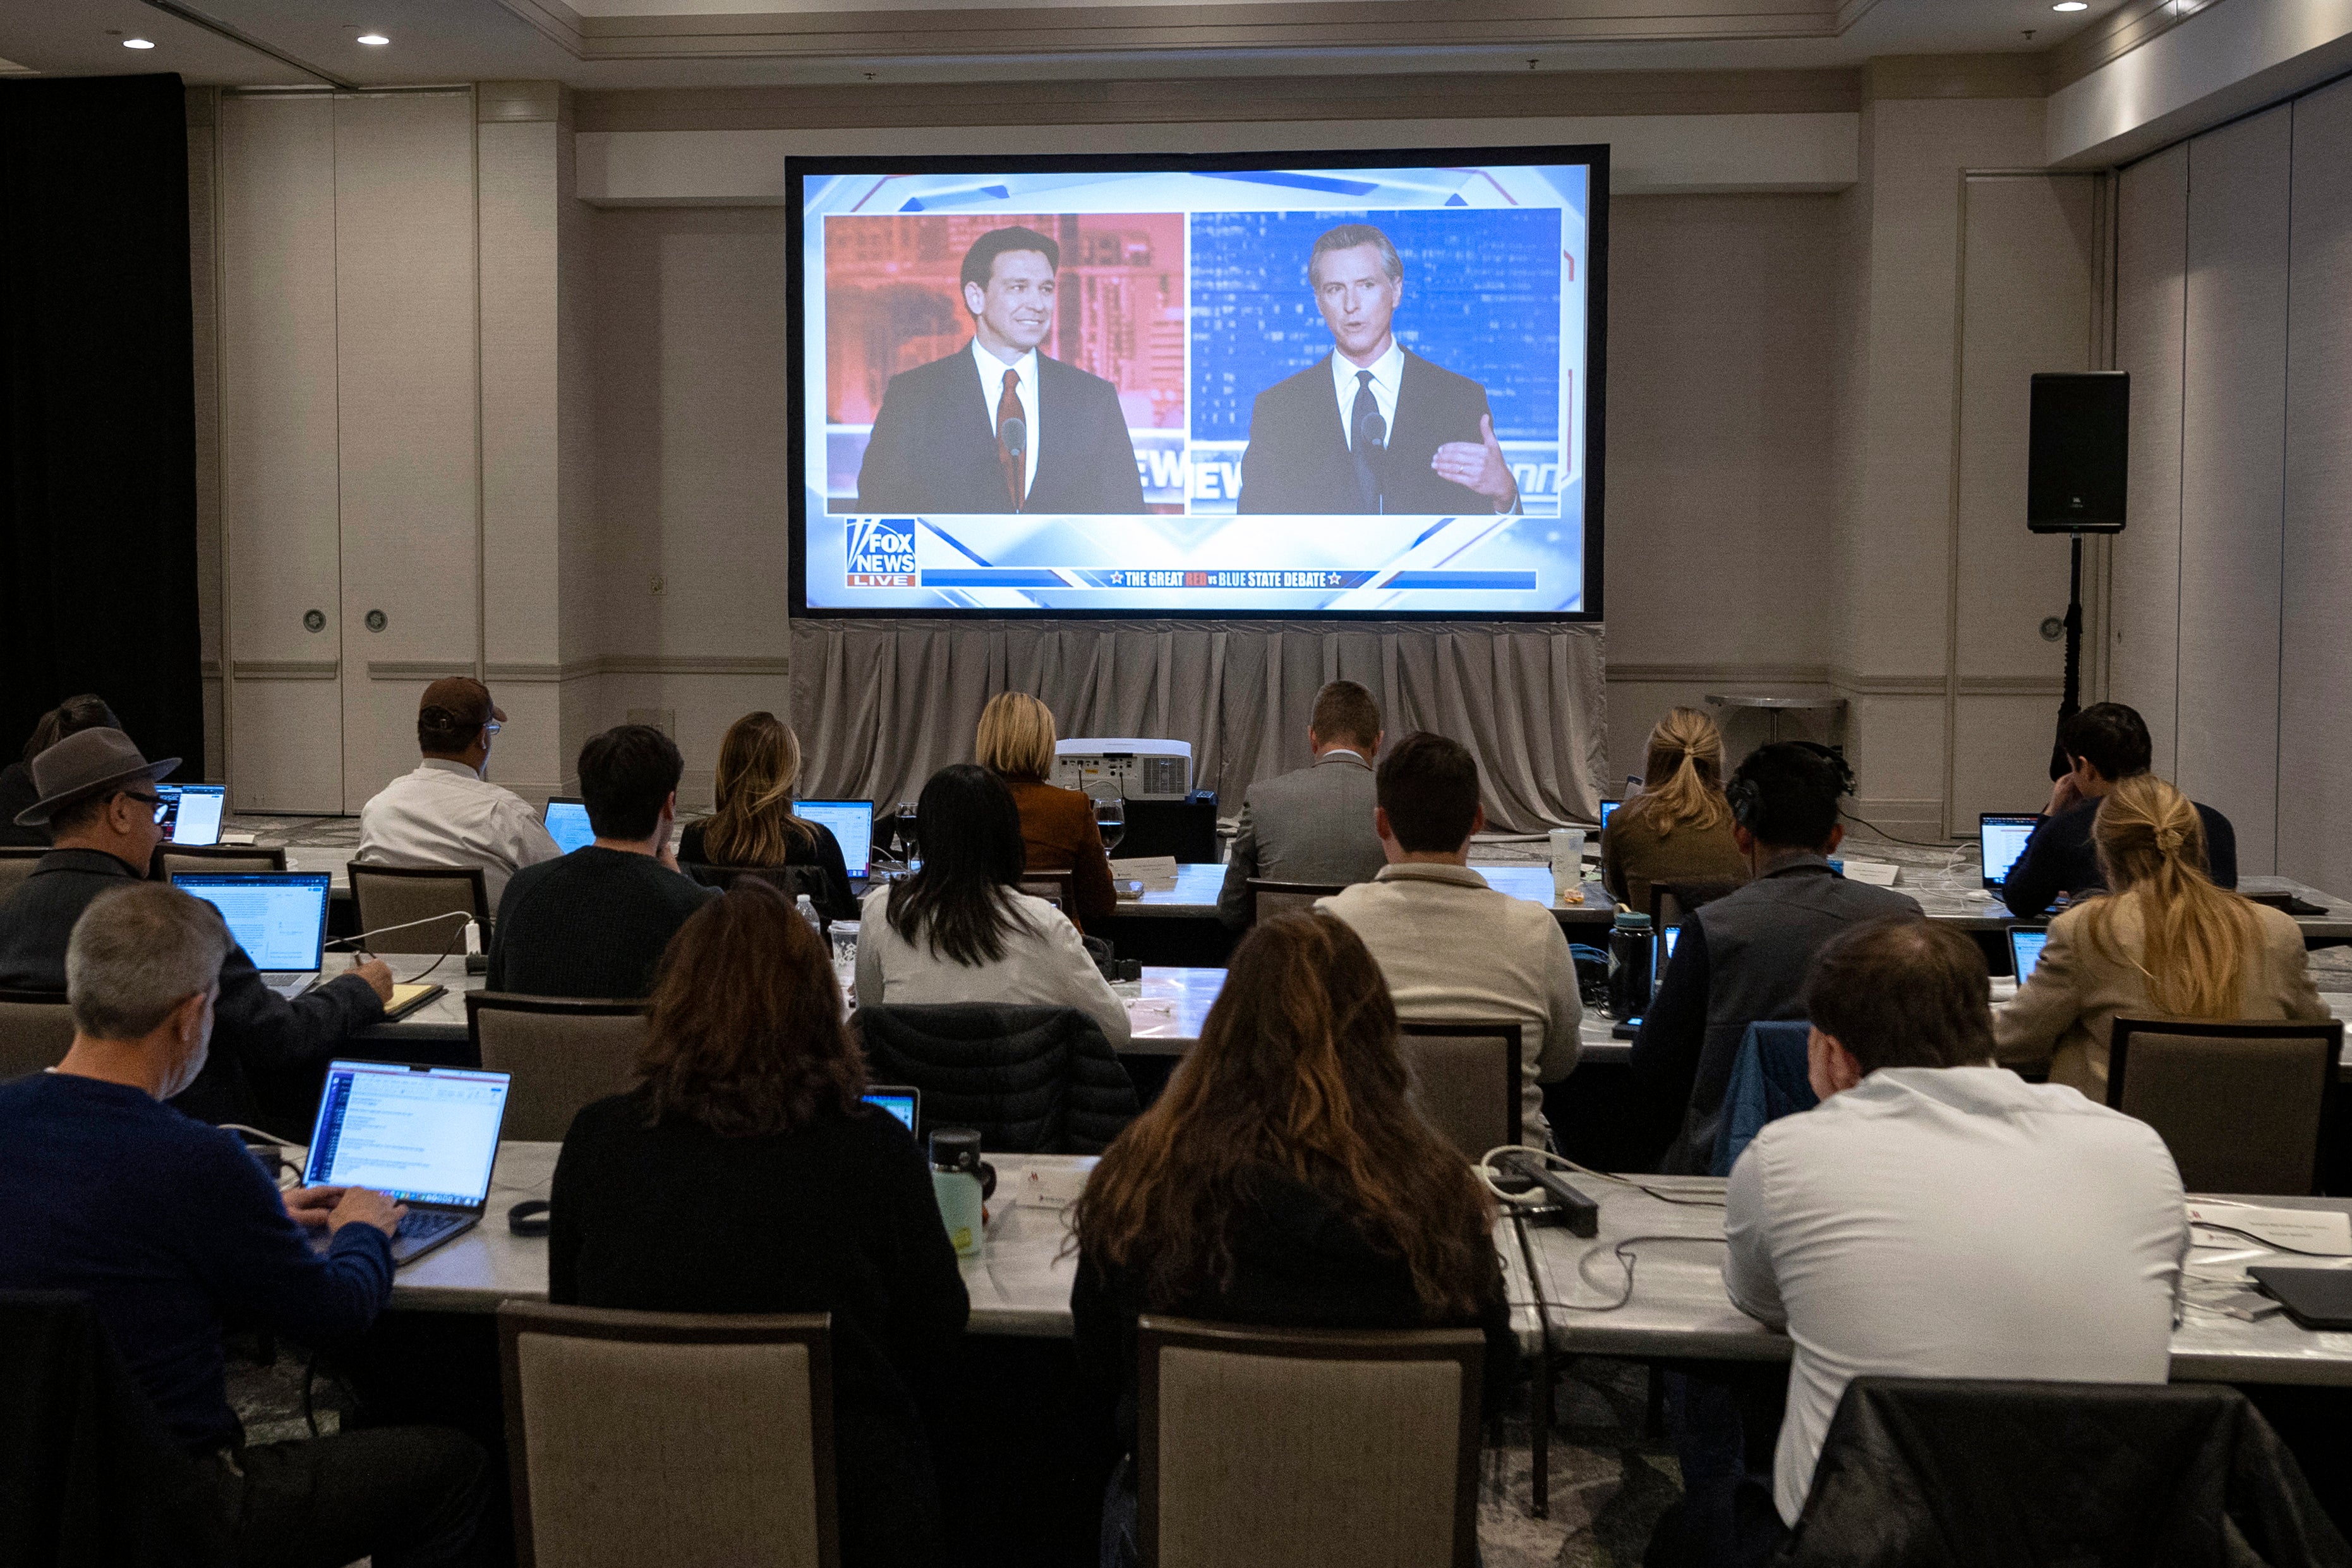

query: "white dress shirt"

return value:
[1722, 1066, 2187, 1526]
[1318, 862, 1581, 1146]
[356, 758, 562, 907]
[854, 884, 1130, 1048]
[971, 338, 1040, 500]
[1329, 337, 1404, 450]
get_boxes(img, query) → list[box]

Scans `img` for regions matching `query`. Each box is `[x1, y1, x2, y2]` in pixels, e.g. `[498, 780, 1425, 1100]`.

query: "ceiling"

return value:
[0, 0, 2128, 89]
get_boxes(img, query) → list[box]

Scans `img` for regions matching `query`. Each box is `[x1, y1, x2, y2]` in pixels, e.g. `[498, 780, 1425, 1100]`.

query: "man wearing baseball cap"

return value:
[0, 728, 394, 1131]
[357, 677, 559, 906]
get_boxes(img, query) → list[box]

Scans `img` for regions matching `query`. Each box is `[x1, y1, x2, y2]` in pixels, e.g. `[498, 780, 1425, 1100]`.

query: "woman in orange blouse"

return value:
[974, 691, 1116, 927]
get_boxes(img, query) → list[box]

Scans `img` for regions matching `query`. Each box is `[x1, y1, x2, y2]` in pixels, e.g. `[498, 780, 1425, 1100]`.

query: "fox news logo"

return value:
[846, 519, 917, 588]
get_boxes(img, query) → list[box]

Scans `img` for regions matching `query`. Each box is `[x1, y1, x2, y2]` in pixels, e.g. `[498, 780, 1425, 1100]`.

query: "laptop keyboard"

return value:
[397, 1210, 464, 1244]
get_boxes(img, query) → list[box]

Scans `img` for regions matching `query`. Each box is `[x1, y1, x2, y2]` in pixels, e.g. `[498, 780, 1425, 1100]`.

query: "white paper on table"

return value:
[1111, 855, 1181, 891]
[2186, 1202, 2352, 1256]
[1013, 1165, 1094, 1210]
[1838, 859, 1900, 887]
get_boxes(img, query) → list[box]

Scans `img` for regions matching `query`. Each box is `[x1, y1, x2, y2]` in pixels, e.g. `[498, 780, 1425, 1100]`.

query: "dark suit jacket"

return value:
[853, 346, 1147, 516]
[1237, 349, 1507, 516]
[0, 848, 386, 1133]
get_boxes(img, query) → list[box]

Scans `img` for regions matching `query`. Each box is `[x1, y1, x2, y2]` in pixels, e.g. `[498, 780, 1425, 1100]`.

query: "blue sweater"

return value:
[0, 1073, 394, 1449]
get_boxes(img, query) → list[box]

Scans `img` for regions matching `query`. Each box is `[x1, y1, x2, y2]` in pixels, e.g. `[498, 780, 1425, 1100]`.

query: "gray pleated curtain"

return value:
[790, 618, 1607, 833]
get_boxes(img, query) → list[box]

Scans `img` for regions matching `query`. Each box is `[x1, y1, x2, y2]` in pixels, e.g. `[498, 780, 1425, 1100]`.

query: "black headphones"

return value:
[1728, 742, 1854, 832]
[507, 1199, 551, 1237]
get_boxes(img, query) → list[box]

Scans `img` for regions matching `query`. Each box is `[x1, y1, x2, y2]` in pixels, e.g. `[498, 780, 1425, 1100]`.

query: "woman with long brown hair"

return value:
[1070, 911, 1514, 1565]
[677, 710, 859, 919]
[1994, 773, 2325, 1096]
[548, 879, 969, 1567]
[1601, 706, 1747, 915]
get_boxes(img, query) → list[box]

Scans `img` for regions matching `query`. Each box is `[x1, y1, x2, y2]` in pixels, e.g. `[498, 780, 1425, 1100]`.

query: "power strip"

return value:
[1495, 1150, 1600, 1237]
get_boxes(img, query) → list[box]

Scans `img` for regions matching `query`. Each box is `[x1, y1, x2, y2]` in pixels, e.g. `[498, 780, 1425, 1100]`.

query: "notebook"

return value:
[1979, 813, 2040, 892]
[154, 783, 227, 847]
[2008, 926, 2049, 980]
[797, 800, 875, 884]
[542, 797, 594, 855]
[171, 872, 332, 1000]
[302, 1061, 512, 1265]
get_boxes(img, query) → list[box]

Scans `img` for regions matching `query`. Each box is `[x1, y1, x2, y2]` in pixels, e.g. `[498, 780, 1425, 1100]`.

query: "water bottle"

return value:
[929, 1128, 991, 1258]
[1607, 911, 1655, 1021]
[796, 893, 821, 934]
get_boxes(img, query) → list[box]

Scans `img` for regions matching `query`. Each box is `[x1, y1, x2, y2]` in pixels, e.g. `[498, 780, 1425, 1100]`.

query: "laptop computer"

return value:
[172, 871, 332, 1000]
[863, 1084, 920, 1137]
[798, 800, 875, 888]
[1979, 812, 2040, 892]
[2008, 926, 2049, 981]
[542, 796, 595, 855]
[1598, 799, 1620, 831]
[154, 783, 228, 847]
[301, 1060, 512, 1265]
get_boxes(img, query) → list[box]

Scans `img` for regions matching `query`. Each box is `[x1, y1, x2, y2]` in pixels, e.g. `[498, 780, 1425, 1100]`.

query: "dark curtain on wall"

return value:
[0, 74, 203, 778]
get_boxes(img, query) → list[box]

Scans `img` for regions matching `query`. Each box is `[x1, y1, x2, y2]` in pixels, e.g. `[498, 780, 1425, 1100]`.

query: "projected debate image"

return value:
[793, 154, 1601, 616]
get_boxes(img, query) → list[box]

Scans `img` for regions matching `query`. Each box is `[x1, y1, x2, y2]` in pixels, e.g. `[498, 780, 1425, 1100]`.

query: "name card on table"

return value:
[2187, 1202, 2352, 1256]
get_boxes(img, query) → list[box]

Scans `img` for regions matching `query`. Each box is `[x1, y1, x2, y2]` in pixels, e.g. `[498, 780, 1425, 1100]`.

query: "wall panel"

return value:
[2279, 78, 2352, 895]
[217, 93, 343, 813]
[2176, 104, 2290, 873]
[333, 92, 482, 812]
[2108, 143, 2187, 777]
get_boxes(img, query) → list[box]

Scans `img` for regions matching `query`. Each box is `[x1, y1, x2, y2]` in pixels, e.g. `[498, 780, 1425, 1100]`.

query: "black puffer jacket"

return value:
[1780, 1377, 2351, 1568]
[854, 1003, 1140, 1154]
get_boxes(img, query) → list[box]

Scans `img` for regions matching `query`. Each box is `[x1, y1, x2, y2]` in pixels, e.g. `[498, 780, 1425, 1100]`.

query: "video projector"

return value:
[1052, 739, 1194, 802]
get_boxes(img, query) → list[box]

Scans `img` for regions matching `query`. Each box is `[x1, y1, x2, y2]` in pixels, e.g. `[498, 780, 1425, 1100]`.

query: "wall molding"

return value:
[366, 661, 481, 681]
[1605, 661, 1833, 685]
[1828, 668, 1946, 697]
[1863, 54, 2049, 102]
[1956, 675, 2066, 695]
[2049, 0, 2223, 92]
[595, 654, 791, 677]
[231, 660, 339, 680]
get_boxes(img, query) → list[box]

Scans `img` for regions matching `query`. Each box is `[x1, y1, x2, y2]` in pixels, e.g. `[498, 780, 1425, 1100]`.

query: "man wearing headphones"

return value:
[1629, 742, 1920, 1178]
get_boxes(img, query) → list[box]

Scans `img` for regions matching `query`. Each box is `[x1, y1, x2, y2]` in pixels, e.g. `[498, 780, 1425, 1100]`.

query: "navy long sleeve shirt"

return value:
[2002, 796, 2238, 919]
[0, 1072, 393, 1449]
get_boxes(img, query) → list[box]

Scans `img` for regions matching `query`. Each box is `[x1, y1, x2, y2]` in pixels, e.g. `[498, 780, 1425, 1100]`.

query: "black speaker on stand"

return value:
[2028, 371, 2128, 779]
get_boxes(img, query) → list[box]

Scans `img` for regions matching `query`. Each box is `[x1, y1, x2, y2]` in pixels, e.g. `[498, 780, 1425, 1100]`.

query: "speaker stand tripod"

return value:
[2049, 531, 2084, 781]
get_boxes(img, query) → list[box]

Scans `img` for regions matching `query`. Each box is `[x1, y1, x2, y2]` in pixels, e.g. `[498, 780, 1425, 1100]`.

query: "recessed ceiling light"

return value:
[2051, 2, 2087, 9]
[123, 37, 155, 48]
[356, 32, 389, 44]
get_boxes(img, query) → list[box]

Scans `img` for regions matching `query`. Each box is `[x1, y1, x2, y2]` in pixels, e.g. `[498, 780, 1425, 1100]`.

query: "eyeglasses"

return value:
[481, 721, 502, 737]
[121, 790, 165, 823]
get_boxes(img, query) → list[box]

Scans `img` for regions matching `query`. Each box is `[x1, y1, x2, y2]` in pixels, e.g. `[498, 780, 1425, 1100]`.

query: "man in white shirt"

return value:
[357, 677, 559, 907]
[1319, 731, 1579, 1147]
[1216, 679, 1388, 928]
[1723, 915, 2186, 1541]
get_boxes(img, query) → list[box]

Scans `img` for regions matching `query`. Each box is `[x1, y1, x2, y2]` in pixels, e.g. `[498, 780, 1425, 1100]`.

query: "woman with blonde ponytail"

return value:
[1994, 774, 2324, 1096]
[1602, 707, 1749, 915]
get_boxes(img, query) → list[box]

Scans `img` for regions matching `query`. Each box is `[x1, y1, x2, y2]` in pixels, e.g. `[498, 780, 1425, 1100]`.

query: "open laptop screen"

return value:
[1979, 814, 2039, 891]
[155, 784, 227, 847]
[172, 872, 331, 972]
[304, 1061, 511, 1209]
[1599, 799, 1619, 831]
[863, 1087, 918, 1133]
[2008, 926, 2050, 980]
[798, 800, 874, 877]
[542, 797, 594, 855]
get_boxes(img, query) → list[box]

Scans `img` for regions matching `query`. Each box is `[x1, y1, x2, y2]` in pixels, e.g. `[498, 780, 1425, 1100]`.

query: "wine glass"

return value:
[900, 802, 920, 871]
[1093, 793, 1126, 855]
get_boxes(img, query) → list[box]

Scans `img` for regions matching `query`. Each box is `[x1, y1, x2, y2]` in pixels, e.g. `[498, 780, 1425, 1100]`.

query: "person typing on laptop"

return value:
[0, 883, 492, 1567]
[0, 729, 392, 1131]
[2002, 703, 2237, 919]
[358, 677, 559, 907]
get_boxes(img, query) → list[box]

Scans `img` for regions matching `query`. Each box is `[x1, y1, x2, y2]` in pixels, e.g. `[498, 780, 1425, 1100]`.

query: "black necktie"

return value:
[1350, 369, 1382, 513]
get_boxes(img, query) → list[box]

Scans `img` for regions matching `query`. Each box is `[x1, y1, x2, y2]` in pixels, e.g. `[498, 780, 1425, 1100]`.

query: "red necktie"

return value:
[997, 368, 1026, 513]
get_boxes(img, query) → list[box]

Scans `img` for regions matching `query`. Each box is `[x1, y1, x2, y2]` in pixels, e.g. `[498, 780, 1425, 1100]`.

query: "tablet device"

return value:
[2007, 926, 2049, 980]
[2250, 1266, 2352, 1331]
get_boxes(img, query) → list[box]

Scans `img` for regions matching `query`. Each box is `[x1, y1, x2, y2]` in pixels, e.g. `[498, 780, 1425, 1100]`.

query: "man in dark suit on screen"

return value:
[1237, 222, 1519, 517]
[854, 225, 1147, 516]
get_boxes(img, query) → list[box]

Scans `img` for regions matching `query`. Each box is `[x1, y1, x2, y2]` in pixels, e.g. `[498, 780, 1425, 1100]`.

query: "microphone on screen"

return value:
[1358, 409, 1387, 455]
[1000, 415, 1027, 462]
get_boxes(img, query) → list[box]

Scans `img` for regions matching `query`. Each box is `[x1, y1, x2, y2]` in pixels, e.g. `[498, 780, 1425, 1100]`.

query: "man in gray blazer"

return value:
[1217, 681, 1387, 928]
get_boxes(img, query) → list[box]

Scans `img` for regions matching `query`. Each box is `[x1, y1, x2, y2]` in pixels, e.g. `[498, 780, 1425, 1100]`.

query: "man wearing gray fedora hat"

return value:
[0, 728, 394, 1131]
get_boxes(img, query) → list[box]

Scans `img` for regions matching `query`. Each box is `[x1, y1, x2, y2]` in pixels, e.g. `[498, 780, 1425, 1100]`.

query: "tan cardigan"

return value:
[1600, 799, 1748, 918]
[1992, 891, 2327, 1098]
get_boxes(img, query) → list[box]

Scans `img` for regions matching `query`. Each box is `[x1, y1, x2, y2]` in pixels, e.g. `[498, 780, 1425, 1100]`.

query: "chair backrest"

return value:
[1017, 867, 1077, 914]
[1138, 1316, 1482, 1568]
[1245, 879, 1346, 927]
[467, 993, 651, 1142]
[498, 1301, 838, 1568]
[2106, 1016, 2343, 1195]
[0, 989, 74, 1081]
[855, 1002, 1140, 1154]
[347, 862, 490, 953]
[0, 847, 45, 901]
[1396, 1022, 1522, 1160]
[1647, 879, 1743, 933]
[150, 845, 287, 881]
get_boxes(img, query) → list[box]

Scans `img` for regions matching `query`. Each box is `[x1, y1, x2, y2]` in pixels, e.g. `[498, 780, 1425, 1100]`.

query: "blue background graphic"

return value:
[1189, 208, 1563, 443]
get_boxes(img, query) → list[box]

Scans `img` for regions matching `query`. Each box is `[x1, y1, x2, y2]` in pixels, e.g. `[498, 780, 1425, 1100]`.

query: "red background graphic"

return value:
[824, 212, 1186, 430]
